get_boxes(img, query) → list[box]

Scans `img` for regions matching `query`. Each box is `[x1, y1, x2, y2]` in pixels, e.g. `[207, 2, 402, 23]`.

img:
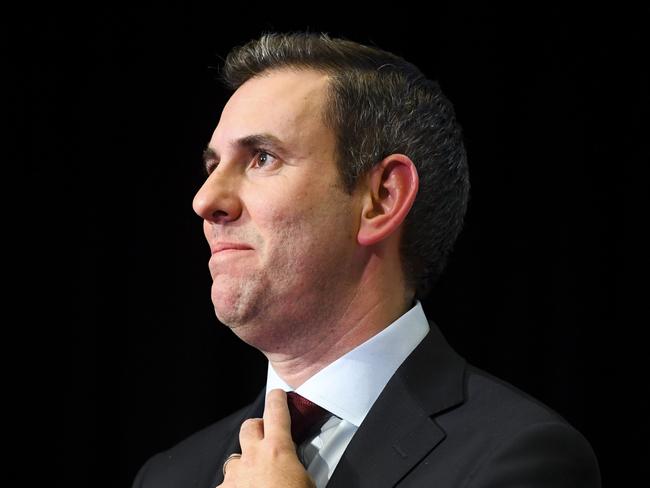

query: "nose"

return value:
[192, 169, 243, 224]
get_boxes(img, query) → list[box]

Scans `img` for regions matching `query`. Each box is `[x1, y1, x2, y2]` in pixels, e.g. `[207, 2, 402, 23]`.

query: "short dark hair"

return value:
[220, 32, 470, 297]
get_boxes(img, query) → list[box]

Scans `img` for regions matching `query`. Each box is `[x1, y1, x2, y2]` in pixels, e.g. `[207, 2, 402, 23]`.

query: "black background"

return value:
[9, 3, 647, 487]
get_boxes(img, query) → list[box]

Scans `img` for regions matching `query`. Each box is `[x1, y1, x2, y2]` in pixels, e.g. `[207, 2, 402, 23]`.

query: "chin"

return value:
[211, 279, 262, 328]
[212, 295, 251, 328]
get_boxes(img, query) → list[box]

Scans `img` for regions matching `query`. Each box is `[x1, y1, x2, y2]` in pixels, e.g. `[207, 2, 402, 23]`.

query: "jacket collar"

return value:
[208, 319, 466, 488]
[327, 319, 467, 488]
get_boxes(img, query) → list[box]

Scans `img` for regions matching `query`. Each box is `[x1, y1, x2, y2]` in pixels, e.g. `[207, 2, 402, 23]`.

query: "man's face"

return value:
[193, 69, 364, 348]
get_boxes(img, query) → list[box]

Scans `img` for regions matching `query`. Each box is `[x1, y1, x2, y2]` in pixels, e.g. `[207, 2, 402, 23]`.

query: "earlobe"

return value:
[357, 154, 419, 247]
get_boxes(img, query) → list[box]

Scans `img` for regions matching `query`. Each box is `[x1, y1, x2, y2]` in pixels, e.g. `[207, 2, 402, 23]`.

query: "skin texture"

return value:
[194, 69, 362, 358]
[192, 68, 419, 486]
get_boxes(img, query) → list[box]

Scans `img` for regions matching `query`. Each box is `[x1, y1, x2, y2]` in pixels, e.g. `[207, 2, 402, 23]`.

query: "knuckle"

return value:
[240, 418, 261, 430]
[267, 439, 293, 457]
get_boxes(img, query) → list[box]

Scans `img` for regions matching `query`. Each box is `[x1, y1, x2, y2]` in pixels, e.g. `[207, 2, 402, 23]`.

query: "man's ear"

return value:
[357, 154, 419, 246]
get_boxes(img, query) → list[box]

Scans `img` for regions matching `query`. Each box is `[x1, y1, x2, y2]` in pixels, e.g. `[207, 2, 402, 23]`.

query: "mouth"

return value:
[210, 242, 254, 255]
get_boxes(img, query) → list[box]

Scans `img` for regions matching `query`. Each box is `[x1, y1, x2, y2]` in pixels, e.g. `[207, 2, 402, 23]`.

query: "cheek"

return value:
[272, 202, 356, 261]
[248, 177, 358, 259]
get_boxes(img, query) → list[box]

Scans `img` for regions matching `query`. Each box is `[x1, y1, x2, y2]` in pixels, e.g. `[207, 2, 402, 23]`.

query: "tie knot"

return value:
[286, 392, 330, 445]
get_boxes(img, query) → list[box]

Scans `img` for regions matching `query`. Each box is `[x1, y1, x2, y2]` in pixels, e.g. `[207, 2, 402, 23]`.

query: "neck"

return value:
[265, 252, 413, 388]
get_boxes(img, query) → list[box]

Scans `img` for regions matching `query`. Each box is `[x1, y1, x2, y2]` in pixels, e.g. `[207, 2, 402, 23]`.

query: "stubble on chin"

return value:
[210, 262, 312, 351]
[211, 270, 267, 329]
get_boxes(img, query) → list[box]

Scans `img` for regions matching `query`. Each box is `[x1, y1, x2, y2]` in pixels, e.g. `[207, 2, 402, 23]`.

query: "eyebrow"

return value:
[202, 133, 290, 171]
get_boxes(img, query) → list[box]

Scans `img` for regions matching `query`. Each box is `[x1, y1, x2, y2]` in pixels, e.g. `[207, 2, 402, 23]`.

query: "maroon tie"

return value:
[286, 391, 330, 445]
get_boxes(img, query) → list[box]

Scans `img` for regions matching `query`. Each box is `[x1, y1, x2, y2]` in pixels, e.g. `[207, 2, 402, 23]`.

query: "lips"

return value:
[210, 242, 253, 254]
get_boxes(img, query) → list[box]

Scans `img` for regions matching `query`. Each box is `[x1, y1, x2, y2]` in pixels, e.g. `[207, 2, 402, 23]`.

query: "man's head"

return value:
[194, 68, 367, 345]
[192, 32, 468, 351]
[218, 32, 469, 297]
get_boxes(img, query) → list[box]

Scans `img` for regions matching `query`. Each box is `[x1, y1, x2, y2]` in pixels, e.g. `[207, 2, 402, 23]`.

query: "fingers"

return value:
[263, 389, 293, 443]
[239, 417, 264, 449]
[223, 392, 309, 487]
[238, 390, 292, 452]
[222, 453, 241, 480]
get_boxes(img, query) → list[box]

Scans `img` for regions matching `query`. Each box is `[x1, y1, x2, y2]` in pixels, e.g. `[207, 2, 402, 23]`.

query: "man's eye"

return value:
[252, 150, 278, 169]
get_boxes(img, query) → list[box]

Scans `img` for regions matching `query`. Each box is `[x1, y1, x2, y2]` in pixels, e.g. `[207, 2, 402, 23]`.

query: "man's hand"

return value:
[218, 389, 316, 488]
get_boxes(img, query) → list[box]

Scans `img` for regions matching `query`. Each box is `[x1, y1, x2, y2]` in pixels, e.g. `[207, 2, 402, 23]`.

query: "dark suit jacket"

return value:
[132, 320, 601, 487]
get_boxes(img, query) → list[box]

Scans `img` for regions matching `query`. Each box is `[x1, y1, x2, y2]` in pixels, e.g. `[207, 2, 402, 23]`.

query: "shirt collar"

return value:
[266, 300, 430, 427]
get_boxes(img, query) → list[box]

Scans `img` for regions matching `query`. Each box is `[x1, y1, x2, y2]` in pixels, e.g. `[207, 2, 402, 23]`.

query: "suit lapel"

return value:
[327, 320, 467, 488]
[205, 389, 265, 488]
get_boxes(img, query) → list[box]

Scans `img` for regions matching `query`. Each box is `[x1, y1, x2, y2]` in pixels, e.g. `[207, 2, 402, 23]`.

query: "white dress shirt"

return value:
[265, 300, 430, 488]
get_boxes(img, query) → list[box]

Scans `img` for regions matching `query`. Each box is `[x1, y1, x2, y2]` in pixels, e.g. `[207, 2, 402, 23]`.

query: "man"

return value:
[132, 32, 601, 487]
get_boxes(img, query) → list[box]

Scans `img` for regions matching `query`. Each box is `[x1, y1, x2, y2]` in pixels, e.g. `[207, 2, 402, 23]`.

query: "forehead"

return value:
[211, 69, 333, 156]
